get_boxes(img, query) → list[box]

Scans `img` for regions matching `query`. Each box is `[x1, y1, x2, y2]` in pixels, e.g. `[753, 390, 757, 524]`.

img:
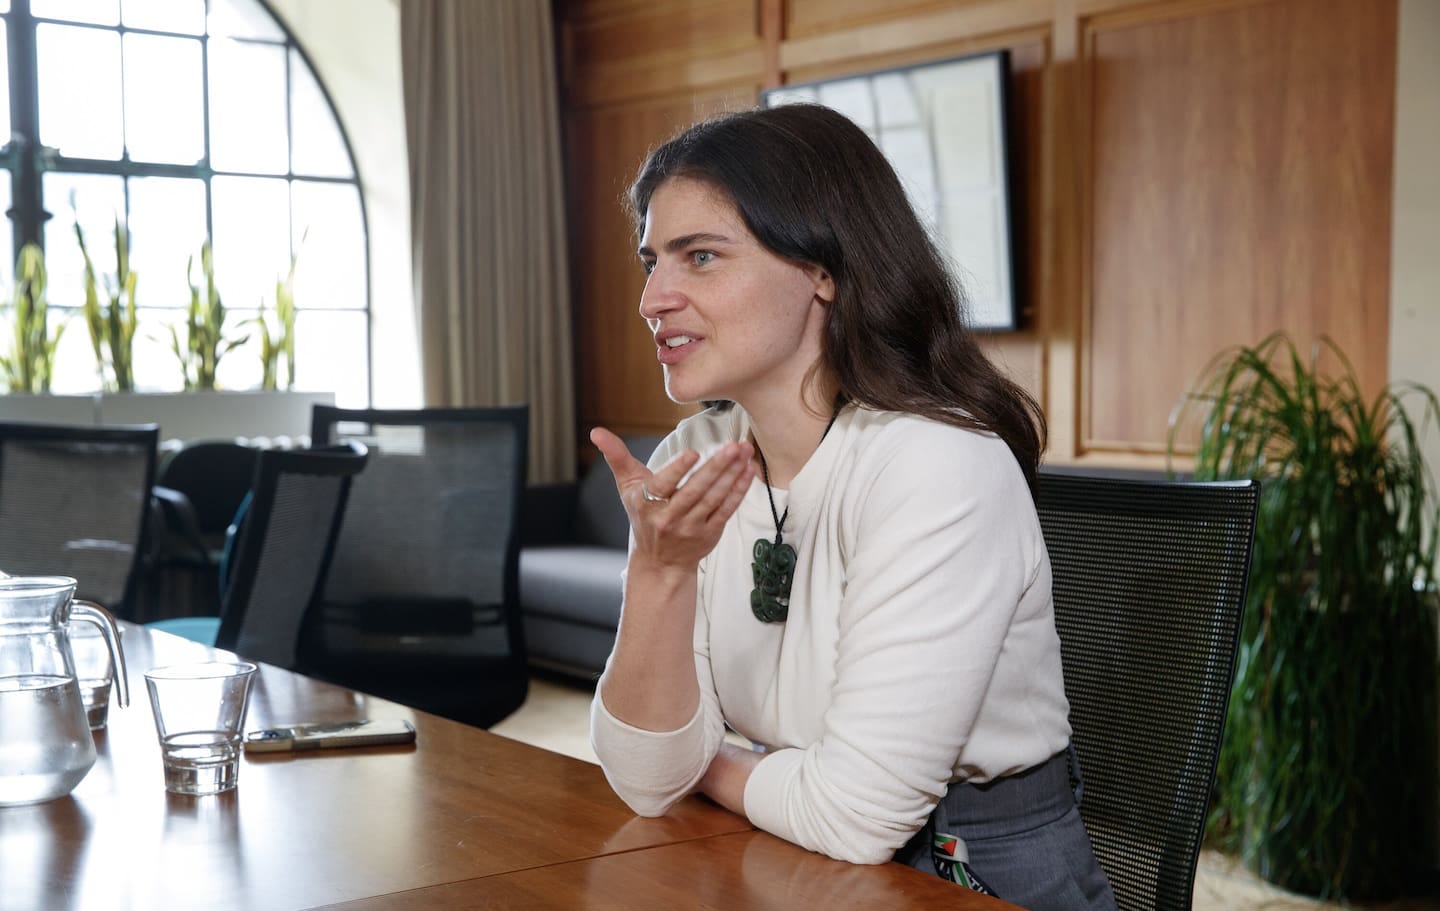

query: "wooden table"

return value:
[312, 831, 1025, 910]
[1, 625, 1019, 911]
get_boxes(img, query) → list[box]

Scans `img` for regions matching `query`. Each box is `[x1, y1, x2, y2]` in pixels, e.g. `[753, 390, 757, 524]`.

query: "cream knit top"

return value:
[591, 404, 1071, 864]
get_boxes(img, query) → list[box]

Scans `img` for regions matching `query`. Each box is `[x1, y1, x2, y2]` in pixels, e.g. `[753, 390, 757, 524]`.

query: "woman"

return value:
[588, 103, 1115, 910]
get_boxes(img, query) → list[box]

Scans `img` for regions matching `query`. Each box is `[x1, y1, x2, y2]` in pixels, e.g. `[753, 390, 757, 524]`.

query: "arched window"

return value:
[0, 0, 369, 404]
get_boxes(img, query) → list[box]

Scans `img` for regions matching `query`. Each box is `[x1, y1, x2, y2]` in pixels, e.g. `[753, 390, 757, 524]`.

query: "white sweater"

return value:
[590, 405, 1071, 864]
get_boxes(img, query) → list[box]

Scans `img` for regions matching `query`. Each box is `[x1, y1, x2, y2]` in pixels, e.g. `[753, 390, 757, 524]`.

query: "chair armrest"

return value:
[519, 483, 580, 547]
[151, 485, 213, 565]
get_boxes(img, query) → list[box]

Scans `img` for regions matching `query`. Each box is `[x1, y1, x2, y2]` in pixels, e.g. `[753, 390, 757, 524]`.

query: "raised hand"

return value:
[590, 426, 755, 572]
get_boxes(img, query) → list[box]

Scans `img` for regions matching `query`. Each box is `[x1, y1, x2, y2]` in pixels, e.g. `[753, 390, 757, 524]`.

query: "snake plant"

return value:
[252, 251, 298, 391]
[169, 242, 248, 390]
[1168, 332, 1439, 900]
[76, 215, 139, 393]
[0, 243, 66, 393]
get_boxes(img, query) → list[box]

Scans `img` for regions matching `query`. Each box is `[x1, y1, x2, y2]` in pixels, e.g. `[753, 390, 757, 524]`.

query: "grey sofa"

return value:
[520, 436, 661, 678]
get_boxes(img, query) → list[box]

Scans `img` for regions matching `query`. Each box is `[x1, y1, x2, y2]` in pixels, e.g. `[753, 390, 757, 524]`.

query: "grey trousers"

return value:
[895, 746, 1117, 911]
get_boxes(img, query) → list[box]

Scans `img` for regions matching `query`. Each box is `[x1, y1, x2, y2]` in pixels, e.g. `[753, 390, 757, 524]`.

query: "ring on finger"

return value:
[640, 484, 670, 504]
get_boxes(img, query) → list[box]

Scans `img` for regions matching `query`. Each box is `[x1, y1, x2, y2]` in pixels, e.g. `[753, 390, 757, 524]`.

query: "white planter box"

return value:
[0, 390, 335, 445]
[0, 394, 99, 425]
[98, 391, 336, 445]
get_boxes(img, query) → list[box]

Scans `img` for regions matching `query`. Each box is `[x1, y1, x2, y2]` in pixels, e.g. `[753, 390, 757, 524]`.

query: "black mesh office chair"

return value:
[215, 441, 369, 669]
[1036, 473, 1259, 911]
[303, 405, 530, 728]
[0, 422, 159, 616]
[156, 441, 261, 553]
[144, 440, 261, 620]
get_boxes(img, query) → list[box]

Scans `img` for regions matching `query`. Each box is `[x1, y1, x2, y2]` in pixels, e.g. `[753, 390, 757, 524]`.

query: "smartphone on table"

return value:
[243, 719, 416, 753]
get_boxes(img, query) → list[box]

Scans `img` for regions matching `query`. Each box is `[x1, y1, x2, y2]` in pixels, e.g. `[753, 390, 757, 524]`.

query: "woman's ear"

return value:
[805, 265, 836, 304]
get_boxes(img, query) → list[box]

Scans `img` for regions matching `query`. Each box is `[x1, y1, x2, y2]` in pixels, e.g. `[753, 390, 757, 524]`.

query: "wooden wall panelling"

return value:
[563, 0, 757, 68]
[565, 47, 765, 108]
[980, 39, 1050, 408]
[786, 0, 983, 40]
[781, 27, 1047, 88]
[557, 0, 1398, 464]
[782, 0, 1053, 68]
[1043, 0, 1084, 462]
[559, 0, 763, 106]
[761, 0, 783, 88]
[1081, 0, 1397, 455]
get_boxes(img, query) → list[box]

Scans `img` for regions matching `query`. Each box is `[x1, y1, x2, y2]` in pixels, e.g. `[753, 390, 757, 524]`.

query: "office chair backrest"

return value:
[307, 405, 530, 728]
[1036, 473, 1259, 911]
[215, 441, 368, 670]
[0, 422, 159, 614]
[310, 405, 530, 657]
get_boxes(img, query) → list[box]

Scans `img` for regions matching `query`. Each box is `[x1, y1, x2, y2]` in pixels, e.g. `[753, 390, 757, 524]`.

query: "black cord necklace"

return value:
[750, 405, 842, 623]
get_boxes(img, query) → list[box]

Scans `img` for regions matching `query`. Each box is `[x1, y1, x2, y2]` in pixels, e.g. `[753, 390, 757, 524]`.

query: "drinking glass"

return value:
[68, 621, 115, 730]
[144, 662, 256, 795]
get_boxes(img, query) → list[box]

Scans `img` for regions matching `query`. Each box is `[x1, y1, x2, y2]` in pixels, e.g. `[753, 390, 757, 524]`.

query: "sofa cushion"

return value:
[520, 546, 628, 628]
[523, 612, 615, 678]
[573, 435, 663, 549]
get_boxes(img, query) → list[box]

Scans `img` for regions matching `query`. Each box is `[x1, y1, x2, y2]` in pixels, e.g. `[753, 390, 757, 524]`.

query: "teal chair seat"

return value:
[146, 491, 252, 648]
[148, 616, 221, 646]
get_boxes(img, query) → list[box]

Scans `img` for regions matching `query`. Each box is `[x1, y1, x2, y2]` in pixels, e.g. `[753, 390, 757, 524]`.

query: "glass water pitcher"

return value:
[0, 576, 129, 806]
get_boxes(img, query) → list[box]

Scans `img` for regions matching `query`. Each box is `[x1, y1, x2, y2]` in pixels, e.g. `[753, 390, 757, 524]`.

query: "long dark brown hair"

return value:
[628, 103, 1046, 493]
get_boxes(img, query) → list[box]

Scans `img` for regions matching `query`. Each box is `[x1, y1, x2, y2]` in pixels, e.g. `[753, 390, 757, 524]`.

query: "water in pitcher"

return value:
[0, 675, 97, 806]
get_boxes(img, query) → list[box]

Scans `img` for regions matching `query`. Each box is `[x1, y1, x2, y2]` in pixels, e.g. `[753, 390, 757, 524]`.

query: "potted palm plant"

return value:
[1168, 332, 1439, 900]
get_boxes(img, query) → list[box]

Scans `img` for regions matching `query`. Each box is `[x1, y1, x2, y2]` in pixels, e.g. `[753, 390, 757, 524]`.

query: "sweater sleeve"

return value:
[743, 425, 1044, 864]
[589, 584, 728, 816]
[588, 429, 729, 817]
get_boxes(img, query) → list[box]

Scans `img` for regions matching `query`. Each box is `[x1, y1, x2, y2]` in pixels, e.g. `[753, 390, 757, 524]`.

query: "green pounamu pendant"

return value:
[751, 537, 795, 623]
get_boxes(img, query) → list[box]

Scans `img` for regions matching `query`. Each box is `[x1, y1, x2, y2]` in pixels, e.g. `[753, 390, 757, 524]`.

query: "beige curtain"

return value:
[401, 0, 576, 483]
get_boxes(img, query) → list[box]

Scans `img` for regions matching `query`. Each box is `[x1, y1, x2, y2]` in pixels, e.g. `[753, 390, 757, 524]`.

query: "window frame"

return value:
[0, 0, 372, 403]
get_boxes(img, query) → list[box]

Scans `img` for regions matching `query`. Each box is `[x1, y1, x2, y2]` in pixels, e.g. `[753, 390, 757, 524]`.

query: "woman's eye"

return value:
[640, 259, 656, 275]
[691, 250, 715, 266]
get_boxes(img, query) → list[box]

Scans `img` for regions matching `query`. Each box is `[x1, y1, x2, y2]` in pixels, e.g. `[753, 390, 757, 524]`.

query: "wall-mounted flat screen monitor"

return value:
[763, 50, 1020, 331]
